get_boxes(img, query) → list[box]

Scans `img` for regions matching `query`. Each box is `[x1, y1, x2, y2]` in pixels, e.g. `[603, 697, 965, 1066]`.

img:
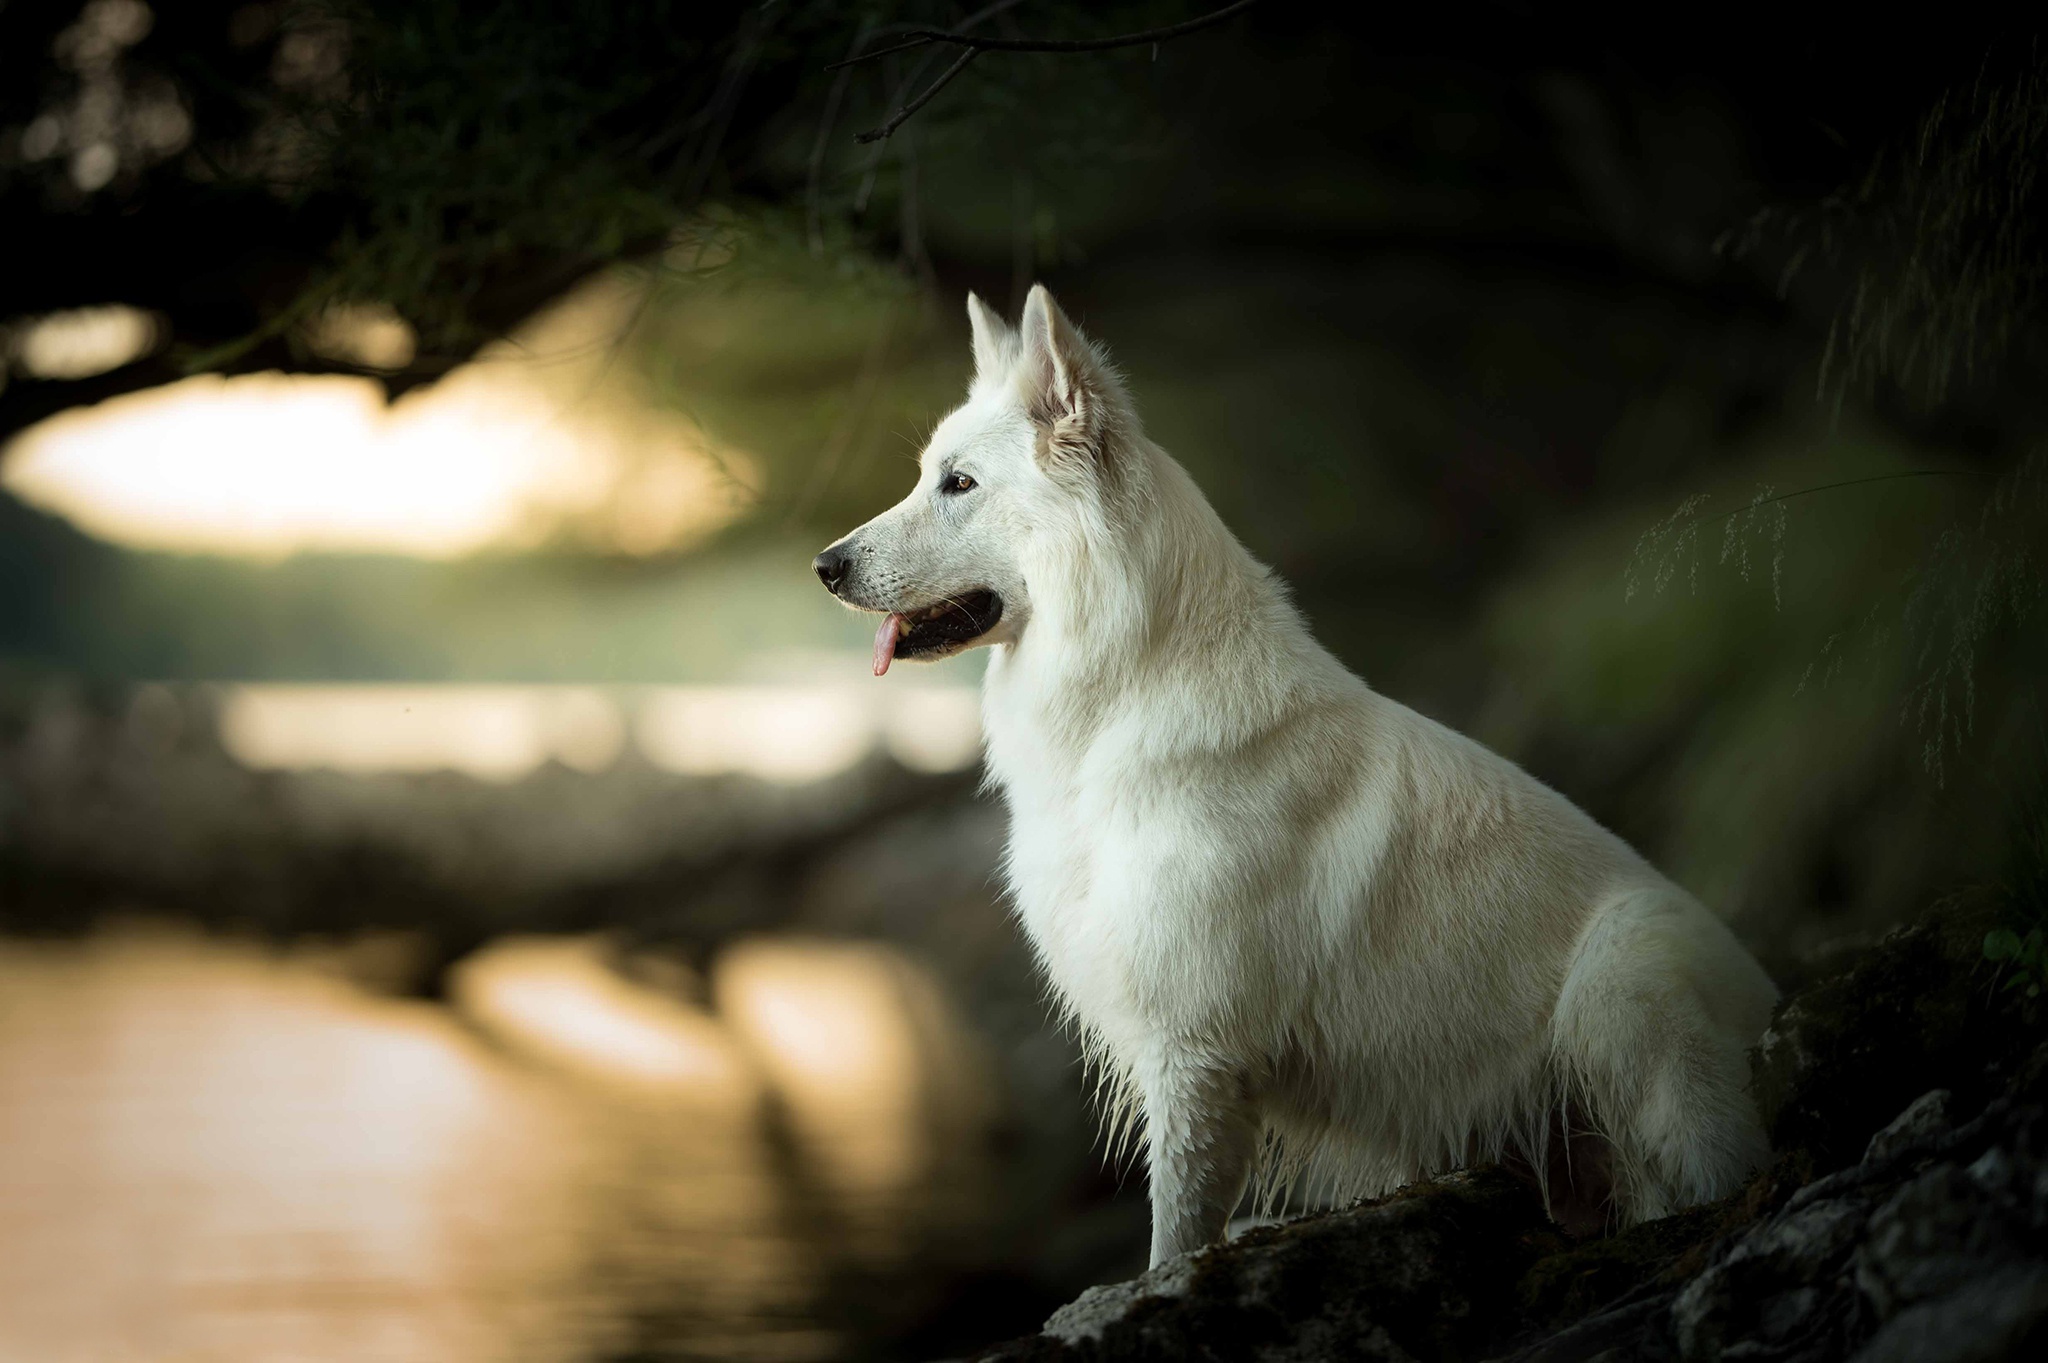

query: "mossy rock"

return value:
[1753, 903, 2044, 1174]
[1513, 1200, 1725, 1331]
[990, 905, 2048, 1362]
[982, 1168, 1559, 1361]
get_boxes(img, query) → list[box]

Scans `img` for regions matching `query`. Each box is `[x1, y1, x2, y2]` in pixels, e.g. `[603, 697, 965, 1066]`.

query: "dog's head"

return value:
[814, 284, 1133, 674]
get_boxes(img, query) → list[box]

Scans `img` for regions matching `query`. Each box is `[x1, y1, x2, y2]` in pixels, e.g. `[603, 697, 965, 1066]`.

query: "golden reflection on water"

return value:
[0, 927, 992, 1363]
[717, 940, 997, 1217]
[452, 937, 759, 1099]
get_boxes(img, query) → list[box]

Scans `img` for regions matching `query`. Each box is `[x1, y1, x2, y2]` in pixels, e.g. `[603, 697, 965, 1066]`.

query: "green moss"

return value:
[1754, 901, 2045, 1174]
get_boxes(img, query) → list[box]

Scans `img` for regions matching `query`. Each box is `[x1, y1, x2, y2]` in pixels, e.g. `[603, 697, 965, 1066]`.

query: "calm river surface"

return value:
[0, 927, 997, 1363]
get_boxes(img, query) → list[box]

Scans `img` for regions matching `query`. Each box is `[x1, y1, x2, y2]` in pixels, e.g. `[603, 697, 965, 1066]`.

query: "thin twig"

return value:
[854, 48, 944, 210]
[829, 0, 1259, 68]
[1679, 469, 1983, 533]
[845, 0, 1032, 50]
[837, 0, 1026, 150]
[855, 46, 978, 144]
[840, 0, 1259, 142]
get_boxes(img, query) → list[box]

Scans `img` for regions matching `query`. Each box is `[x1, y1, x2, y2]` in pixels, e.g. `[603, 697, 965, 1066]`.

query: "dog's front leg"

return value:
[1139, 1048, 1260, 1267]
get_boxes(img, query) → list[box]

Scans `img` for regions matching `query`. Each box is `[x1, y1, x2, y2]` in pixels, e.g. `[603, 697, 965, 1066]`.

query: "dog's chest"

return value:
[1000, 774, 1151, 1021]
[987, 732, 1239, 1041]
[981, 664, 1264, 1035]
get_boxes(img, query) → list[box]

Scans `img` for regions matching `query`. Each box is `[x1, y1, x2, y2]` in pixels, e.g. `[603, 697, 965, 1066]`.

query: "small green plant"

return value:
[1983, 774, 2048, 999]
[1984, 926, 2046, 999]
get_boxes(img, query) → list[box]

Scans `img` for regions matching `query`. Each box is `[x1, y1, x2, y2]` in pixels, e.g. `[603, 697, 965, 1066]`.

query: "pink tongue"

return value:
[872, 614, 905, 676]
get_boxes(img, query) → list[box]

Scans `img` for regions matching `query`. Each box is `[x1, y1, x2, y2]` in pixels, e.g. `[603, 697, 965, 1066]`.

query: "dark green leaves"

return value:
[1984, 927, 2045, 997]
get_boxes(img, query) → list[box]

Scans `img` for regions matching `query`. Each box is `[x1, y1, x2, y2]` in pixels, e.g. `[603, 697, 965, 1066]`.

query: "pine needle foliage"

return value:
[1638, 58, 2048, 785]
[1725, 53, 2048, 409]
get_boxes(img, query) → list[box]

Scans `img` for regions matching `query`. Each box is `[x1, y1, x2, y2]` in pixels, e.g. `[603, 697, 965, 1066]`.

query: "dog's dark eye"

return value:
[942, 472, 977, 495]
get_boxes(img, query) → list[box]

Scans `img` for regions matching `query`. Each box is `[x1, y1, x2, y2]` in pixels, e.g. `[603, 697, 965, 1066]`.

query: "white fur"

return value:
[820, 286, 1778, 1267]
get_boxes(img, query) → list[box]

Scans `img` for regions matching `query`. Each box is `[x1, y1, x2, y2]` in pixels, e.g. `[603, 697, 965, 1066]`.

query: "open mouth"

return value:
[872, 590, 1002, 675]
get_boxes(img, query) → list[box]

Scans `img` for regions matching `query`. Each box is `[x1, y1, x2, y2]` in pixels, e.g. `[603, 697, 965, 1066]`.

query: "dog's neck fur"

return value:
[984, 428, 1326, 774]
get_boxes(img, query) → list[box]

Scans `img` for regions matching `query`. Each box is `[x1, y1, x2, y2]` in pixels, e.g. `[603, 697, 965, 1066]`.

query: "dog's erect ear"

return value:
[966, 292, 1015, 380]
[1018, 284, 1111, 462]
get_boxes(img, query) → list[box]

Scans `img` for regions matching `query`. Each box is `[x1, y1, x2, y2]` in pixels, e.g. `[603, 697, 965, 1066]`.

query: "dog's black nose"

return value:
[813, 546, 850, 594]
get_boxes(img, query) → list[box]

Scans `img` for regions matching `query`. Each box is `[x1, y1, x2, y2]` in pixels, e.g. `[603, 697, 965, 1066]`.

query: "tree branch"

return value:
[855, 47, 979, 144]
[838, 0, 1260, 142]
[0, 350, 449, 452]
[829, 0, 1260, 70]
[0, 243, 635, 451]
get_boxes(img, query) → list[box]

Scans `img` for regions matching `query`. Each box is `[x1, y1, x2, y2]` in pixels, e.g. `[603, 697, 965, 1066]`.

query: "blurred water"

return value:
[0, 927, 997, 1363]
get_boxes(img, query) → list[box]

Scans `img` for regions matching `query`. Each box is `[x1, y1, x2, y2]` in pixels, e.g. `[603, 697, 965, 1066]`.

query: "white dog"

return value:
[814, 286, 1777, 1267]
